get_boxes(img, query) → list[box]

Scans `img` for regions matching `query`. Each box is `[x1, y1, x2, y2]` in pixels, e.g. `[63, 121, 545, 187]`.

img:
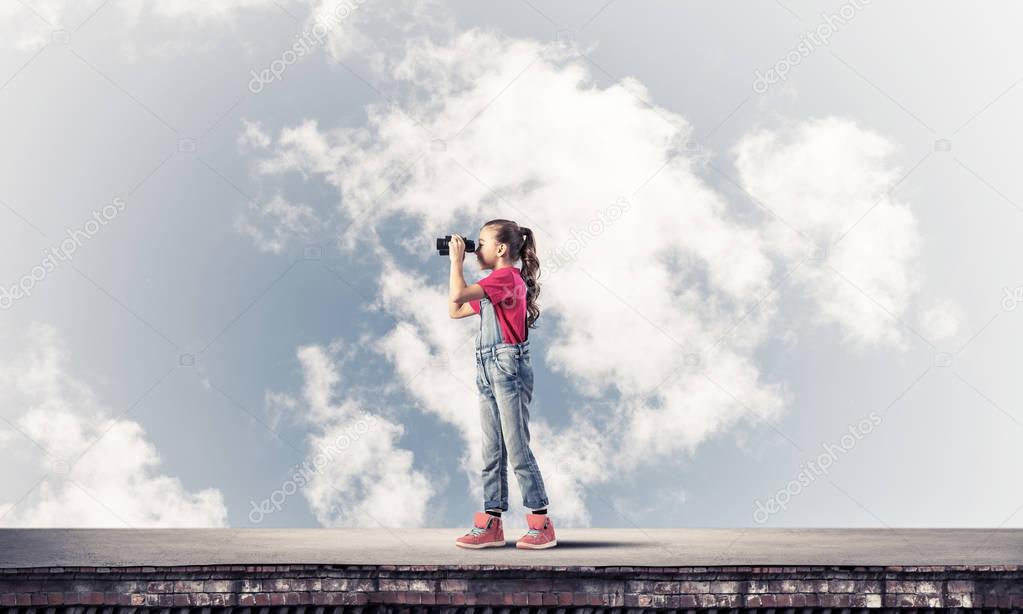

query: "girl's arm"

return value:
[449, 235, 486, 305]
[450, 302, 475, 319]
[449, 265, 486, 305]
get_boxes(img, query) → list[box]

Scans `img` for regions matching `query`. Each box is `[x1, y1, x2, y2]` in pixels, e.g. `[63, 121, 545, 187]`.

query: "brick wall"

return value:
[1, 564, 1020, 612]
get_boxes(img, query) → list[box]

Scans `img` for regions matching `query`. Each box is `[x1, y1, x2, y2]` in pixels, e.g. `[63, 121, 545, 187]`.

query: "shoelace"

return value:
[526, 519, 547, 536]
[468, 526, 487, 536]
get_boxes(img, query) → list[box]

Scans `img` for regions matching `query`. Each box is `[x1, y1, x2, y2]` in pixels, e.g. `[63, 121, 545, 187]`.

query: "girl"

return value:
[447, 219, 556, 550]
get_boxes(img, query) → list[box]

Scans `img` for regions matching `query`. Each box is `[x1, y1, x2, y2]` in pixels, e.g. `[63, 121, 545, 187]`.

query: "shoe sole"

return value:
[516, 539, 558, 549]
[455, 539, 506, 549]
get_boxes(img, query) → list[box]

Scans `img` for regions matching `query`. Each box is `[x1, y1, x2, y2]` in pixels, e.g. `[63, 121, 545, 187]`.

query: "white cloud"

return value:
[234, 192, 321, 254]
[239, 10, 938, 525]
[733, 116, 924, 350]
[238, 118, 273, 150]
[305, 0, 454, 68]
[145, 0, 282, 25]
[919, 298, 962, 343]
[0, 1, 62, 51]
[0, 0, 284, 53]
[264, 340, 435, 527]
[242, 26, 791, 525]
[0, 322, 228, 527]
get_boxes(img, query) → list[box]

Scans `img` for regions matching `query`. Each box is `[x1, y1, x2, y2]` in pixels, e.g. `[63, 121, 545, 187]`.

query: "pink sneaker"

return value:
[455, 511, 505, 549]
[516, 513, 557, 549]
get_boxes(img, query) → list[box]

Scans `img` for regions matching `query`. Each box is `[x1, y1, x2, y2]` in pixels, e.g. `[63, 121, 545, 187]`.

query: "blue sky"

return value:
[1, 0, 1022, 531]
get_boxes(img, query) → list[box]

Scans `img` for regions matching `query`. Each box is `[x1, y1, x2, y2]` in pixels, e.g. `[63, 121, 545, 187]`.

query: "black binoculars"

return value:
[436, 235, 476, 255]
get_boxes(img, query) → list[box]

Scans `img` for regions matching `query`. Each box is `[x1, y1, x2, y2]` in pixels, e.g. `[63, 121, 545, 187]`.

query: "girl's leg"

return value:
[478, 370, 509, 512]
[491, 355, 549, 510]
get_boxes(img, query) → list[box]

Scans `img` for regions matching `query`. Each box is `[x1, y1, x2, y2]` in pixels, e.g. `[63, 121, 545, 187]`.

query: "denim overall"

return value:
[475, 294, 549, 511]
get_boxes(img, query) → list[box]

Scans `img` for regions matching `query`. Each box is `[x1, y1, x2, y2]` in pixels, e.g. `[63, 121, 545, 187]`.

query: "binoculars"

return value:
[437, 235, 476, 255]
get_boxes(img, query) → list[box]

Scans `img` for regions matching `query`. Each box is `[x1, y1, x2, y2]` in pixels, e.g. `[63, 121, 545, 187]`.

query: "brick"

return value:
[203, 580, 235, 593]
[679, 580, 710, 593]
[946, 592, 970, 607]
[947, 580, 975, 592]
[778, 579, 800, 593]
[238, 579, 260, 592]
[711, 581, 740, 593]
[378, 578, 409, 591]
[829, 579, 855, 592]
[407, 579, 434, 592]
[173, 581, 204, 593]
[266, 578, 292, 592]
[440, 579, 467, 592]
[327, 593, 346, 605]
[147, 581, 174, 593]
[626, 580, 654, 592]
[521, 578, 553, 591]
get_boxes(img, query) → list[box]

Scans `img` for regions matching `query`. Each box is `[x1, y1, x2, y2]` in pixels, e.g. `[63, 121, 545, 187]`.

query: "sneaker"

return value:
[516, 512, 557, 549]
[455, 511, 505, 548]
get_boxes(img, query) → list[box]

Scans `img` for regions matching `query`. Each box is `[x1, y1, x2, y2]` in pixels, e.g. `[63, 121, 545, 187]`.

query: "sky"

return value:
[1, 0, 1022, 534]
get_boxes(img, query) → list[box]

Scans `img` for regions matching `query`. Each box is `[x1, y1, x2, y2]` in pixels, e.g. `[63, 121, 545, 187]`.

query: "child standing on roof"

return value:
[447, 219, 556, 550]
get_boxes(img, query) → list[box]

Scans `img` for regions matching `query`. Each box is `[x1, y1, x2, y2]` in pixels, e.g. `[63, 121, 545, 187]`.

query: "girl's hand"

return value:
[449, 233, 466, 264]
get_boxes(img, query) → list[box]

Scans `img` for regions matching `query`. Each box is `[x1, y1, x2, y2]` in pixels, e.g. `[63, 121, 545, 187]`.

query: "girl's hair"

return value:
[482, 218, 540, 329]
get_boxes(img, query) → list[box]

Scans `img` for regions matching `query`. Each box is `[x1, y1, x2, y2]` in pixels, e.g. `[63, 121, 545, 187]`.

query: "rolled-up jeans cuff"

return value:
[483, 500, 508, 511]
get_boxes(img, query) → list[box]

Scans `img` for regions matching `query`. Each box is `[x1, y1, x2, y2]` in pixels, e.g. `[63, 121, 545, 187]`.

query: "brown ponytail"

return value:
[482, 219, 541, 329]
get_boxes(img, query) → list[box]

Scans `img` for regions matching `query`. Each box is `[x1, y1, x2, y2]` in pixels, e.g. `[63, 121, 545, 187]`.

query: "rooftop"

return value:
[2, 527, 1021, 568]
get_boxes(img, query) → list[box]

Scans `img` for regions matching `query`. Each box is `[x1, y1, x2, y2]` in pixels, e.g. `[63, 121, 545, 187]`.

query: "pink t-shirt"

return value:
[470, 266, 528, 343]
